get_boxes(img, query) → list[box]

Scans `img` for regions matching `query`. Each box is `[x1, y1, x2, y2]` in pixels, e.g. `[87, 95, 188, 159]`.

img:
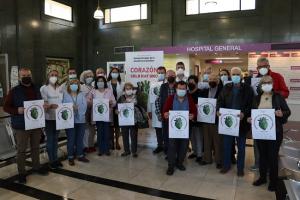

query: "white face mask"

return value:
[259, 68, 268, 76]
[125, 89, 133, 96]
[176, 68, 185, 75]
[261, 84, 273, 93]
[158, 74, 165, 81]
[49, 76, 57, 85]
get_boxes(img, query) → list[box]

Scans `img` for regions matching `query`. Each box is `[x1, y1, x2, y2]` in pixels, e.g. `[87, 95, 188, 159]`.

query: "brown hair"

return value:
[67, 79, 81, 94]
[123, 82, 134, 91]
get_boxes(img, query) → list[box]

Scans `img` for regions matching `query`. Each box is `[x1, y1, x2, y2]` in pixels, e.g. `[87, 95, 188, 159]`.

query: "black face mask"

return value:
[209, 81, 217, 88]
[188, 83, 196, 91]
[168, 76, 175, 83]
[21, 77, 32, 85]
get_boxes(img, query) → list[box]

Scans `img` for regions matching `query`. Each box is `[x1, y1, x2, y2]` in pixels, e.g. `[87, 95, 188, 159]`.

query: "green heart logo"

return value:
[30, 107, 38, 119]
[123, 109, 130, 118]
[203, 105, 210, 115]
[175, 117, 183, 129]
[258, 117, 268, 130]
[61, 110, 68, 120]
[225, 116, 233, 128]
[98, 104, 104, 114]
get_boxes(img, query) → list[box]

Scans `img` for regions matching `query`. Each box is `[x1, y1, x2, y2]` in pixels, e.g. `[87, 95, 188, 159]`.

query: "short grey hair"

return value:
[230, 67, 242, 74]
[257, 57, 269, 65]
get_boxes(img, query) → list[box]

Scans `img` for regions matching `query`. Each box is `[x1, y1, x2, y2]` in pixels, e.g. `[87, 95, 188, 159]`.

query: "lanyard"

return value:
[71, 94, 78, 105]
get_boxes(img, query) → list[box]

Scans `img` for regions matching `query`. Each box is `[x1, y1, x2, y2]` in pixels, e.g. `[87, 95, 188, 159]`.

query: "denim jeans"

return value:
[96, 121, 110, 154]
[45, 120, 59, 163]
[66, 123, 86, 159]
[223, 135, 246, 172]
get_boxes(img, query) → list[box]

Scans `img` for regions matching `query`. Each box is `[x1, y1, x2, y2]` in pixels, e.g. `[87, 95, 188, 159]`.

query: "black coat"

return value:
[159, 82, 174, 112]
[252, 92, 291, 141]
[217, 82, 254, 136]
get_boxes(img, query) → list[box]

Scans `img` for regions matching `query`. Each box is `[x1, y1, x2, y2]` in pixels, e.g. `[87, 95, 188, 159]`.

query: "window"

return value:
[104, 4, 148, 24]
[186, 0, 255, 15]
[44, 0, 72, 21]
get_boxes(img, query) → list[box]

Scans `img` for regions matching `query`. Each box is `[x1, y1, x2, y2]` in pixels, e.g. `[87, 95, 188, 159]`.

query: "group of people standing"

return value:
[4, 57, 291, 192]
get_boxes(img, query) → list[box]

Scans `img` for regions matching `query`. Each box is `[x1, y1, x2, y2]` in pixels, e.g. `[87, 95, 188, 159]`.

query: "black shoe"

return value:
[268, 183, 276, 192]
[199, 161, 211, 166]
[121, 152, 130, 157]
[18, 174, 27, 184]
[105, 152, 111, 156]
[176, 164, 186, 171]
[153, 147, 163, 154]
[132, 153, 138, 158]
[98, 153, 103, 156]
[220, 168, 230, 174]
[253, 178, 267, 186]
[69, 159, 75, 166]
[49, 162, 58, 170]
[78, 157, 90, 163]
[33, 167, 49, 176]
[56, 161, 63, 168]
[216, 163, 222, 169]
[188, 153, 197, 159]
[165, 156, 168, 160]
[166, 167, 174, 175]
[231, 157, 237, 164]
[196, 157, 202, 163]
[237, 170, 244, 177]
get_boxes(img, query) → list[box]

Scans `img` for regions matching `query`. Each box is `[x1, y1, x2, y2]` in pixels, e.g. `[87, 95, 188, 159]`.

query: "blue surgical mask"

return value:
[70, 84, 78, 92]
[176, 89, 187, 97]
[203, 74, 209, 81]
[111, 73, 119, 79]
[158, 74, 165, 81]
[85, 77, 93, 85]
[97, 82, 105, 89]
[220, 75, 228, 83]
[231, 75, 241, 84]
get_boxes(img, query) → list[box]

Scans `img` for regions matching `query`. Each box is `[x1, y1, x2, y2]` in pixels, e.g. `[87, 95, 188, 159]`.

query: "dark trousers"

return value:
[121, 126, 138, 154]
[96, 122, 110, 154]
[155, 127, 163, 148]
[45, 120, 59, 163]
[162, 121, 169, 154]
[65, 123, 85, 159]
[14, 129, 42, 175]
[168, 139, 189, 168]
[257, 139, 282, 185]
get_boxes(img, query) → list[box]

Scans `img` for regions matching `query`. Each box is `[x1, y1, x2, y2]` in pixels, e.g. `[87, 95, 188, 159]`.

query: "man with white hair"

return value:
[256, 57, 289, 98]
[217, 67, 254, 177]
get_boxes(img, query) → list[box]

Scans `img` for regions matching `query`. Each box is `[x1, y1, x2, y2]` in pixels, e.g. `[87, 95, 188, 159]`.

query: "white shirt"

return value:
[40, 84, 63, 120]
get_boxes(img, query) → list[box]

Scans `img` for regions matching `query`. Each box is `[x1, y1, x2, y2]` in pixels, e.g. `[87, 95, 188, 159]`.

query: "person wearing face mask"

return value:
[163, 81, 197, 175]
[80, 70, 97, 153]
[187, 75, 205, 162]
[40, 69, 63, 169]
[148, 66, 166, 154]
[63, 79, 89, 166]
[88, 76, 116, 156]
[256, 57, 289, 98]
[199, 74, 223, 169]
[248, 76, 290, 191]
[175, 62, 187, 82]
[4, 68, 49, 184]
[60, 68, 78, 92]
[198, 66, 212, 90]
[155, 70, 177, 155]
[217, 67, 254, 177]
[107, 67, 124, 150]
[117, 83, 139, 157]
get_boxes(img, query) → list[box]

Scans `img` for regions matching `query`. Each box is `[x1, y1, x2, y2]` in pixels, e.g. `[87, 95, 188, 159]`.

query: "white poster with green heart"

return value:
[169, 111, 189, 139]
[197, 98, 217, 124]
[218, 108, 241, 137]
[118, 103, 135, 126]
[93, 98, 110, 122]
[55, 103, 74, 130]
[24, 100, 45, 130]
[251, 109, 276, 140]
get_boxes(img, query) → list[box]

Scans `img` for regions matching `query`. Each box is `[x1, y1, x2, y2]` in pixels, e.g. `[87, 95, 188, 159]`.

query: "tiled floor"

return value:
[0, 145, 276, 200]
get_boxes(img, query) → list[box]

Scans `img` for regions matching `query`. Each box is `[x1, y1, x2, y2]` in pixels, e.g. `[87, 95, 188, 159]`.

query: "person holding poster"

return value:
[89, 76, 116, 156]
[4, 68, 48, 184]
[217, 67, 254, 177]
[147, 66, 166, 154]
[163, 81, 197, 175]
[155, 70, 176, 155]
[199, 74, 223, 169]
[248, 76, 291, 191]
[187, 75, 205, 162]
[40, 69, 63, 169]
[175, 62, 188, 82]
[117, 82, 139, 157]
[60, 68, 78, 92]
[63, 79, 89, 166]
[107, 67, 124, 150]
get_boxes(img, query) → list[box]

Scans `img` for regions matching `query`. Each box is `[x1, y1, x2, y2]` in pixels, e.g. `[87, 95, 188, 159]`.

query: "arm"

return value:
[78, 93, 87, 116]
[109, 90, 116, 108]
[277, 94, 291, 122]
[154, 97, 162, 121]
[162, 95, 173, 119]
[3, 90, 18, 115]
[277, 75, 289, 98]
[216, 88, 225, 112]
[189, 96, 197, 120]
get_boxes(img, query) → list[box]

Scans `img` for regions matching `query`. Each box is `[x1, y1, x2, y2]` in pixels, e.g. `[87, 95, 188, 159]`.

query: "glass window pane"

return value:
[241, 0, 256, 10]
[104, 9, 111, 23]
[141, 4, 148, 19]
[199, 0, 240, 14]
[110, 5, 141, 23]
[186, 0, 199, 15]
[44, 0, 72, 21]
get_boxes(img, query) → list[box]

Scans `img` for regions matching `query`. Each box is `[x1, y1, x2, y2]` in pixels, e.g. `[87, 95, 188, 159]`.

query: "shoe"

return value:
[188, 153, 197, 159]
[220, 168, 230, 174]
[86, 147, 96, 153]
[18, 174, 27, 184]
[105, 152, 111, 156]
[116, 144, 121, 150]
[231, 157, 237, 164]
[78, 157, 90, 163]
[121, 152, 130, 157]
[166, 167, 174, 175]
[237, 170, 244, 177]
[216, 163, 222, 169]
[268, 183, 276, 192]
[196, 157, 202, 163]
[176, 164, 186, 171]
[69, 159, 75, 166]
[250, 165, 259, 171]
[56, 161, 63, 168]
[83, 147, 88, 153]
[253, 178, 267, 186]
[165, 156, 168, 160]
[49, 162, 58, 170]
[98, 153, 103, 156]
[33, 167, 49, 176]
[132, 153, 138, 158]
[199, 161, 212, 166]
[153, 147, 163, 154]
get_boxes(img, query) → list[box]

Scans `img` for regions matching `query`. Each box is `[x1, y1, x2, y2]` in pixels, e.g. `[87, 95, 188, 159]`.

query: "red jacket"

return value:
[163, 94, 197, 121]
[269, 69, 289, 99]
